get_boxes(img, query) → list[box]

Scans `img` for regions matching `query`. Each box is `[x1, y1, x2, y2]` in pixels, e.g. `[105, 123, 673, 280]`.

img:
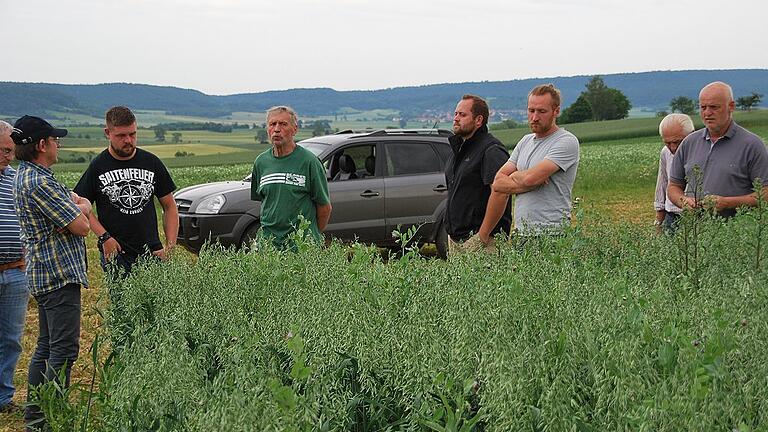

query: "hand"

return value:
[101, 237, 122, 261]
[678, 196, 698, 209]
[702, 195, 729, 212]
[464, 234, 495, 253]
[152, 244, 175, 261]
[73, 195, 92, 216]
[478, 231, 492, 245]
[462, 234, 484, 252]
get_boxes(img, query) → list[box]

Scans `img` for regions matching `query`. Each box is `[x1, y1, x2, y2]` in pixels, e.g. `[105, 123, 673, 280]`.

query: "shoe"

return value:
[0, 401, 22, 414]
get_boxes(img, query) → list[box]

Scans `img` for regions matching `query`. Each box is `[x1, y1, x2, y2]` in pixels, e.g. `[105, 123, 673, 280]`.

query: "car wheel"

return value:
[240, 222, 261, 250]
[435, 222, 448, 260]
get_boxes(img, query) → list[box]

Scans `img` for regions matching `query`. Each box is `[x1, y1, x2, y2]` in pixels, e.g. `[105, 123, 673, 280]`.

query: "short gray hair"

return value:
[0, 120, 12, 136]
[659, 113, 695, 136]
[266, 105, 299, 127]
[700, 81, 734, 102]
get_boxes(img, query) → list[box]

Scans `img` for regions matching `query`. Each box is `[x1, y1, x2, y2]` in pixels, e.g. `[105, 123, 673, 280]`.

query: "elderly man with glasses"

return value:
[0, 121, 27, 415]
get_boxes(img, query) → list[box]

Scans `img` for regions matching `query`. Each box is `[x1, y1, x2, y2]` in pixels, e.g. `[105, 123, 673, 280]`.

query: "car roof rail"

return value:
[335, 128, 377, 135]
[365, 128, 453, 137]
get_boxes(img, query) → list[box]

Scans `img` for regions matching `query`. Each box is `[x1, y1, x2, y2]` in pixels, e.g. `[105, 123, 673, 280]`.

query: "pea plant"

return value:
[35, 210, 768, 431]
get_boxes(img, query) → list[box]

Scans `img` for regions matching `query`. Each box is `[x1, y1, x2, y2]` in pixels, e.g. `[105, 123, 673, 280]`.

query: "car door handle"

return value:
[360, 190, 380, 197]
[433, 185, 448, 192]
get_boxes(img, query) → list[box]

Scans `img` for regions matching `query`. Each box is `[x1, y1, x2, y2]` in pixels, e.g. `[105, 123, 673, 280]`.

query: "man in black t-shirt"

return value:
[74, 106, 178, 276]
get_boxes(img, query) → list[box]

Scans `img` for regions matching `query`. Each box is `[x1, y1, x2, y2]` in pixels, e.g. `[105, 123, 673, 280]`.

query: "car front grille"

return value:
[175, 199, 193, 214]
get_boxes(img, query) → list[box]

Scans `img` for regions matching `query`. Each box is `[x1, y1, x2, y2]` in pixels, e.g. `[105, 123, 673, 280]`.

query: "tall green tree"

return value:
[312, 120, 331, 137]
[736, 92, 763, 111]
[581, 76, 632, 121]
[670, 96, 697, 115]
[559, 95, 593, 124]
[255, 129, 268, 144]
[603, 88, 632, 120]
[153, 126, 166, 142]
[583, 76, 612, 121]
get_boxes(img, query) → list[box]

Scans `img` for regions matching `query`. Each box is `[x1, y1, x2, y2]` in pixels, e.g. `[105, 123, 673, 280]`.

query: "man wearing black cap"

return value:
[10, 115, 91, 431]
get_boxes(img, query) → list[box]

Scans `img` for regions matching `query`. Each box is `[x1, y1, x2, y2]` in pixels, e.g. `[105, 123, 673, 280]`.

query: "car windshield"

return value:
[300, 141, 330, 156]
[242, 141, 330, 182]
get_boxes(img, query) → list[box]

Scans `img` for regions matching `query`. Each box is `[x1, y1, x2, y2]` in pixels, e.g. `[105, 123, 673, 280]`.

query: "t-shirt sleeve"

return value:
[654, 148, 668, 211]
[250, 160, 262, 201]
[73, 165, 96, 201]
[748, 138, 768, 186]
[309, 157, 331, 205]
[153, 159, 177, 198]
[546, 134, 579, 171]
[669, 144, 686, 184]
[481, 145, 509, 185]
[508, 139, 522, 164]
[31, 179, 81, 229]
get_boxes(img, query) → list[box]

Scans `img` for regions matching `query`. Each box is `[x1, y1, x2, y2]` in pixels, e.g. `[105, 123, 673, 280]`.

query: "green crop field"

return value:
[495, 109, 768, 147]
[14, 213, 768, 431]
[3, 111, 768, 431]
[65, 143, 249, 158]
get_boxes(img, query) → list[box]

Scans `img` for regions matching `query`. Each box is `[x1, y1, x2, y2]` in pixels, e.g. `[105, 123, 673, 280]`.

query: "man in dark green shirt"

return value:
[251, 106, 332, 247]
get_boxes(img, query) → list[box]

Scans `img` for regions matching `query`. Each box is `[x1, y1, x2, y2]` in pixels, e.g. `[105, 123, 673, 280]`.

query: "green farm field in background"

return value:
[3, 109, 768, 431]
[47, 109, 768, 223]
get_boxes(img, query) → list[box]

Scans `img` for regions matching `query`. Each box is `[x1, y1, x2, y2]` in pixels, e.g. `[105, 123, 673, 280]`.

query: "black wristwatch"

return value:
[97, 232, 112, 245]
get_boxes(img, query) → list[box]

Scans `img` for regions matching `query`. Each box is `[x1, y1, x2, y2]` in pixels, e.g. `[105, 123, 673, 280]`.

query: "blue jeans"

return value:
[664, 212, 680, 235]
[25, 283, 81, 430]
[0, 267, 28, 406]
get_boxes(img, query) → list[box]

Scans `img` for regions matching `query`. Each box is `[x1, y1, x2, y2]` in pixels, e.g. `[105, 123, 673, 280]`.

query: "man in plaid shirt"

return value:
[10, 115, 91, 431]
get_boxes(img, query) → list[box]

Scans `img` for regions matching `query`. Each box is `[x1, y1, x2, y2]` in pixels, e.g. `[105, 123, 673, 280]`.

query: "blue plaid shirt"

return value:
[13, 161, 88, 296]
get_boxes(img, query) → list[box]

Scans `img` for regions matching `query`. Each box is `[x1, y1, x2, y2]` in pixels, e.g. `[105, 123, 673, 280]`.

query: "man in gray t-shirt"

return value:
[478, 84, 580, 240]
[668, 81, 768, 218]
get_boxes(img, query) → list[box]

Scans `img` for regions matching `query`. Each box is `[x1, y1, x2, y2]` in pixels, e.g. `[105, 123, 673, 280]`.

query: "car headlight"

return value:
[196, 194, 226, 214]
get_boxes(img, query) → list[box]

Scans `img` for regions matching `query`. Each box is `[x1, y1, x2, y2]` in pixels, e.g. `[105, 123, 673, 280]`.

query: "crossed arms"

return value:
[477, 159, 561, 243]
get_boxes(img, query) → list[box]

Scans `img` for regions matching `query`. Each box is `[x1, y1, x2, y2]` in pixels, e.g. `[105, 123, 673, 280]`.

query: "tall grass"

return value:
[33, 204, 768, 431]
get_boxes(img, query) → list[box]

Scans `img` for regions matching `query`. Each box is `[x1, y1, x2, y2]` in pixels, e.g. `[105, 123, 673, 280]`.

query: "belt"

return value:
[0, 259, 25, 272]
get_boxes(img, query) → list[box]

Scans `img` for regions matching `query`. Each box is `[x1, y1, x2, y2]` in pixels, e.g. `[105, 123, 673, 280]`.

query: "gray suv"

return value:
[174, 129, 452, 256]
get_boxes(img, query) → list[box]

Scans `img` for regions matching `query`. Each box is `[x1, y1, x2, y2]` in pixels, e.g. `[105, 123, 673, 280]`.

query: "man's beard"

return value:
[111, 143, 135, 158]
[453, 123, 475, 138]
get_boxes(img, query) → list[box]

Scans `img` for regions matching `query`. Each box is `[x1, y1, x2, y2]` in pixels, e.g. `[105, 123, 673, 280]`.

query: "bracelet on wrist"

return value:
[97, 232, 111, 245]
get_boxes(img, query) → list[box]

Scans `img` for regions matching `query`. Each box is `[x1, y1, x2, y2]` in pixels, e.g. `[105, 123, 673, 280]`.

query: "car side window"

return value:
[433, 143, 452, 168]
[326, 144, 377, 181]
[385, 142, 442, 176]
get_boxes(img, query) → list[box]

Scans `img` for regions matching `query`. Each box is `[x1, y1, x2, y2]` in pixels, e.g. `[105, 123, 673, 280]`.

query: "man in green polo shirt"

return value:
[250, 106, 332, 248]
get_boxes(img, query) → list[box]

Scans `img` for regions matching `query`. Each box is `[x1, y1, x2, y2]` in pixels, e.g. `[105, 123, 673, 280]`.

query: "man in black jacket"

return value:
[444, 94, 511, 254]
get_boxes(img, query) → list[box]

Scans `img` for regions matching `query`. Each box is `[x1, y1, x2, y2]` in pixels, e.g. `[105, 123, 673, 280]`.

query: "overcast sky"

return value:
[3, 0, 766, 95]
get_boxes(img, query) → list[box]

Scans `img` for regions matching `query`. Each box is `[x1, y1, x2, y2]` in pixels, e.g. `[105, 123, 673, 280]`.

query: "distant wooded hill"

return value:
[1, 69, 766, 119]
